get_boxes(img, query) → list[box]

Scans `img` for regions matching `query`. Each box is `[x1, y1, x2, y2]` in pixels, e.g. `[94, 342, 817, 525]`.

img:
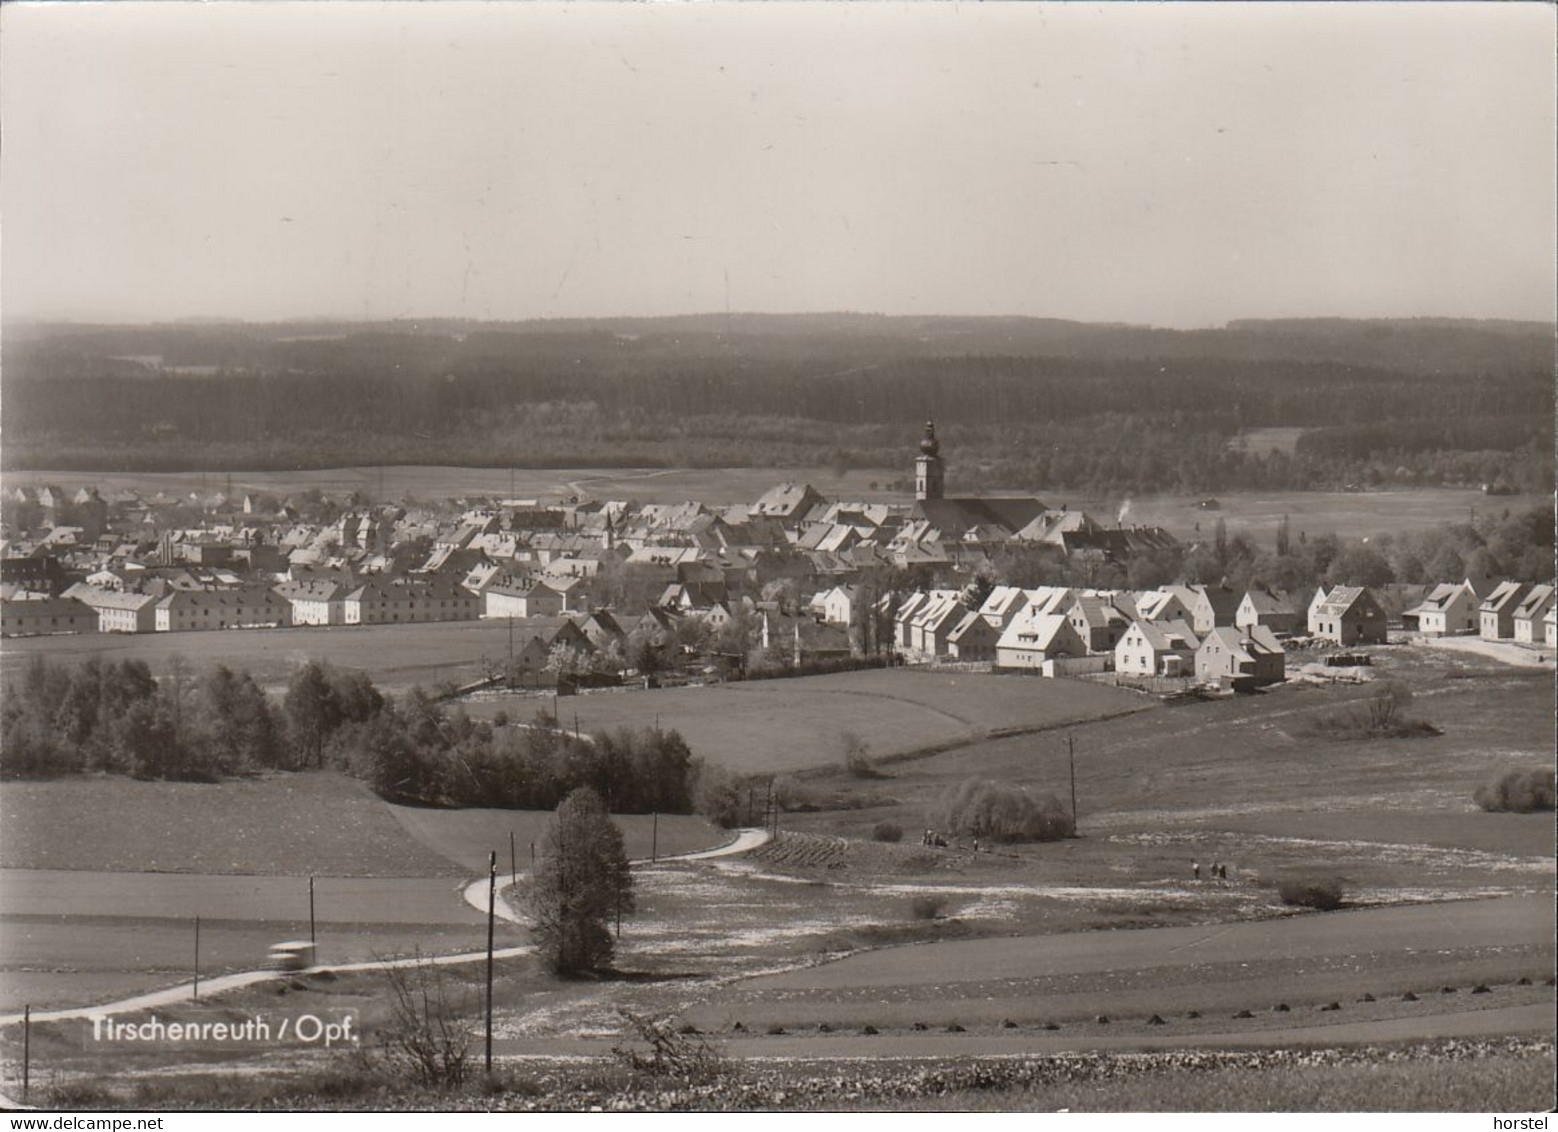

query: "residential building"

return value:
[1512, 584, 1554, 645]
[1195, 625, 1286, 687]
[1311, 587, 1388, 646]
[1066, 594, 1132, 653]
[947, 609, 999, 661]
[64, 584, 159, 633]
[1404, 581, 1479, 636]
[1479, 581, 1531, 641]
[1235, 588, 1303, 637]
[1115, 619, 1200, 677]
[819, 584, 858, 626]
[1, 595, 96, 637]
[996, 610, 1088, 670]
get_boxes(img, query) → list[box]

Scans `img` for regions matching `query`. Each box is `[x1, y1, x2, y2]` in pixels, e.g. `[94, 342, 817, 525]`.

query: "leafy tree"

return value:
[528, 787, 635, 976]
[284, 661, 339, 769]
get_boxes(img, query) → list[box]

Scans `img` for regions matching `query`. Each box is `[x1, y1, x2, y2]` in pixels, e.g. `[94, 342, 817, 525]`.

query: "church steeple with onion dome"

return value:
[915, 419, 945, 501]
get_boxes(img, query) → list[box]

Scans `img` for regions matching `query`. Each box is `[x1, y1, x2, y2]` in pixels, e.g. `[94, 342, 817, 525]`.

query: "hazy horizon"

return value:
[3, 2, 1554, 328]
[4, 309, 1556, 332]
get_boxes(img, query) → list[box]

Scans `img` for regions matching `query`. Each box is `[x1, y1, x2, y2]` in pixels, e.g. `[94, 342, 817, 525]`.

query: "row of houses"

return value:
[883, 583, 1292, 686]
[1403, 579, 1555, 646]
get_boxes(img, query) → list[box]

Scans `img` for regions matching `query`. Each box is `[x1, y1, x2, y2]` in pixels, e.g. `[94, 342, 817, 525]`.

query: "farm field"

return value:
[0, 772, 464, 876]
[385, 804, 724, 874]
[0, 618, 535, 696]
[6, 465, 897, 507]
[465, 668, 1149, 775]
[784, 649, 1555, 843]
[0, 771, 724, 876]
[0, 770, 725, 1014]
[1068, 488, 1551, 542]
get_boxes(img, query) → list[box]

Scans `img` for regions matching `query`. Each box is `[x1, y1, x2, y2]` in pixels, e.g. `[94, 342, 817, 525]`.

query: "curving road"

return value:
[460, 826, 772, 922]
[1, 828, 772, 1027]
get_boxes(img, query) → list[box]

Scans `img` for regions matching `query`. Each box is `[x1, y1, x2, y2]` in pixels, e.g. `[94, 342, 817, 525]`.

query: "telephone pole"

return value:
[485, 851, 496, 1075]
[1068, 734, 1078, 835]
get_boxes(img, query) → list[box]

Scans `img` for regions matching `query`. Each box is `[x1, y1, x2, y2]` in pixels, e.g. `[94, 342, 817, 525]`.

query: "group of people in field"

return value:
[1191, 860, 1230, 881]
[920, 829, 984, 852]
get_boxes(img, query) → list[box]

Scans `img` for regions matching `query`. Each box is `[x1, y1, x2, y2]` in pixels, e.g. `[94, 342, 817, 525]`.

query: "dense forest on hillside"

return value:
[3, 315, 1551, 494]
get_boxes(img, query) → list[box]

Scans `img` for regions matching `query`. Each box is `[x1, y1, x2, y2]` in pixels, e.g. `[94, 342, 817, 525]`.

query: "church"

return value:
[905, 420, 1049, 539]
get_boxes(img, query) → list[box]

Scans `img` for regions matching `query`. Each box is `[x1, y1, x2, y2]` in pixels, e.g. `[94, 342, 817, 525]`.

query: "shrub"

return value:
[842, 732, 887, 779]
[612, 1010, 731, 1084]
[938, 778, 1074, 843]
[1278, 874, 1346, 911]
[366, 955, 473, 1089]
[873, 820, 904, 843]
[1306, 681, 1438, 740]
[1475, 767, 1556, 813]
[910, 894, 947, 920]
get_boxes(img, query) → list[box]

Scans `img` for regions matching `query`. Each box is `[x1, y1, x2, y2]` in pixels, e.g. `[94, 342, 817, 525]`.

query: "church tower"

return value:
[914, 420, 945, 502]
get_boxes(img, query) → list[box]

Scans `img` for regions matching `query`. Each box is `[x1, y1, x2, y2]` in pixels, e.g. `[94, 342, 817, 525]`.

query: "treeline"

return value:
[0, 657, 701, 815]
[983, 503, 1555, 593]
[3, 319, 1551, 495]
[0, 657, 285, 780]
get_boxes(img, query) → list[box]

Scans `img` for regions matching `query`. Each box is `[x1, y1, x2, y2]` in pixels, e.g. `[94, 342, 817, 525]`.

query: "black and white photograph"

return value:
[0, 0, 1553, 1117]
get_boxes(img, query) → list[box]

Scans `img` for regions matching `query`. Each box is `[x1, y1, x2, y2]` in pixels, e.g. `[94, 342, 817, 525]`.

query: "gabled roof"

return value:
[1024, 586, 1074, 616]
[1406, 582, 1473, 615]
[1126, 618, 1201, 653]
[1069, 594, 1131, 628]
[1316, 586, 1380, 618]
[910, 496, 1047, 539]
[997, 610, 1078, 652]
[1480, 580, 1529, 613]
[1513, 584, 1554, 619]
[1135, 590, 1190, 621]
[751, 482, 824, 518]
[1199, 624, 1283, 659]
[978, 585, 1030, 622]
[1242, 587, 1299, 615]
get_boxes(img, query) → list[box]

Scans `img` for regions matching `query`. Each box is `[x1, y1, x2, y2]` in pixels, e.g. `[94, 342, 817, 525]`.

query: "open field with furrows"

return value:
[465, 668, 1149, 776]
[7, 875, 1551, 1109]
[0, 618, 539, 696]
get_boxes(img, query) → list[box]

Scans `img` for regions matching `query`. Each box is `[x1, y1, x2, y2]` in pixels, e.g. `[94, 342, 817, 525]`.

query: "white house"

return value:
[1479, 581, 1530, 641]
[996, 610, 1088, 670]
[1115, 619, 1200, 677]
[1512, 584, 1554, 645]
[1405, 581, 1479, 636]
[820, 584, 858, 626]
[1195, 625, 1285, 687]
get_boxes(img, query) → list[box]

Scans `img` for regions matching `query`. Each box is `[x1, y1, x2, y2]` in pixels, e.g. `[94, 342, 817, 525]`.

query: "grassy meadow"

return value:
[468, 668, 1149, 776]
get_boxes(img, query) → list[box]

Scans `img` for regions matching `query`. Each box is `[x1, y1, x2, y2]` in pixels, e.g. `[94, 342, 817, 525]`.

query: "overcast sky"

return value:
[2, 2, 1553, 327]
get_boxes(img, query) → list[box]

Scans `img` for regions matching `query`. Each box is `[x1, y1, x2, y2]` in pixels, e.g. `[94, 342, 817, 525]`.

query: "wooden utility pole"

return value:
[510, 831, 518, 889]
[651, 812, 659, 862]
[193, 915, 201, 1001]
[485, 851, 496, 1076]
[1068, 735, 1078, 835]
[22, 1005, 30, 1100]
[309, 876, 316, 947]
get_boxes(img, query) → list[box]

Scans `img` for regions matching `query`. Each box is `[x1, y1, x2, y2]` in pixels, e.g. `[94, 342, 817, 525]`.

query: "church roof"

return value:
[910, 496, 1048, 538]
